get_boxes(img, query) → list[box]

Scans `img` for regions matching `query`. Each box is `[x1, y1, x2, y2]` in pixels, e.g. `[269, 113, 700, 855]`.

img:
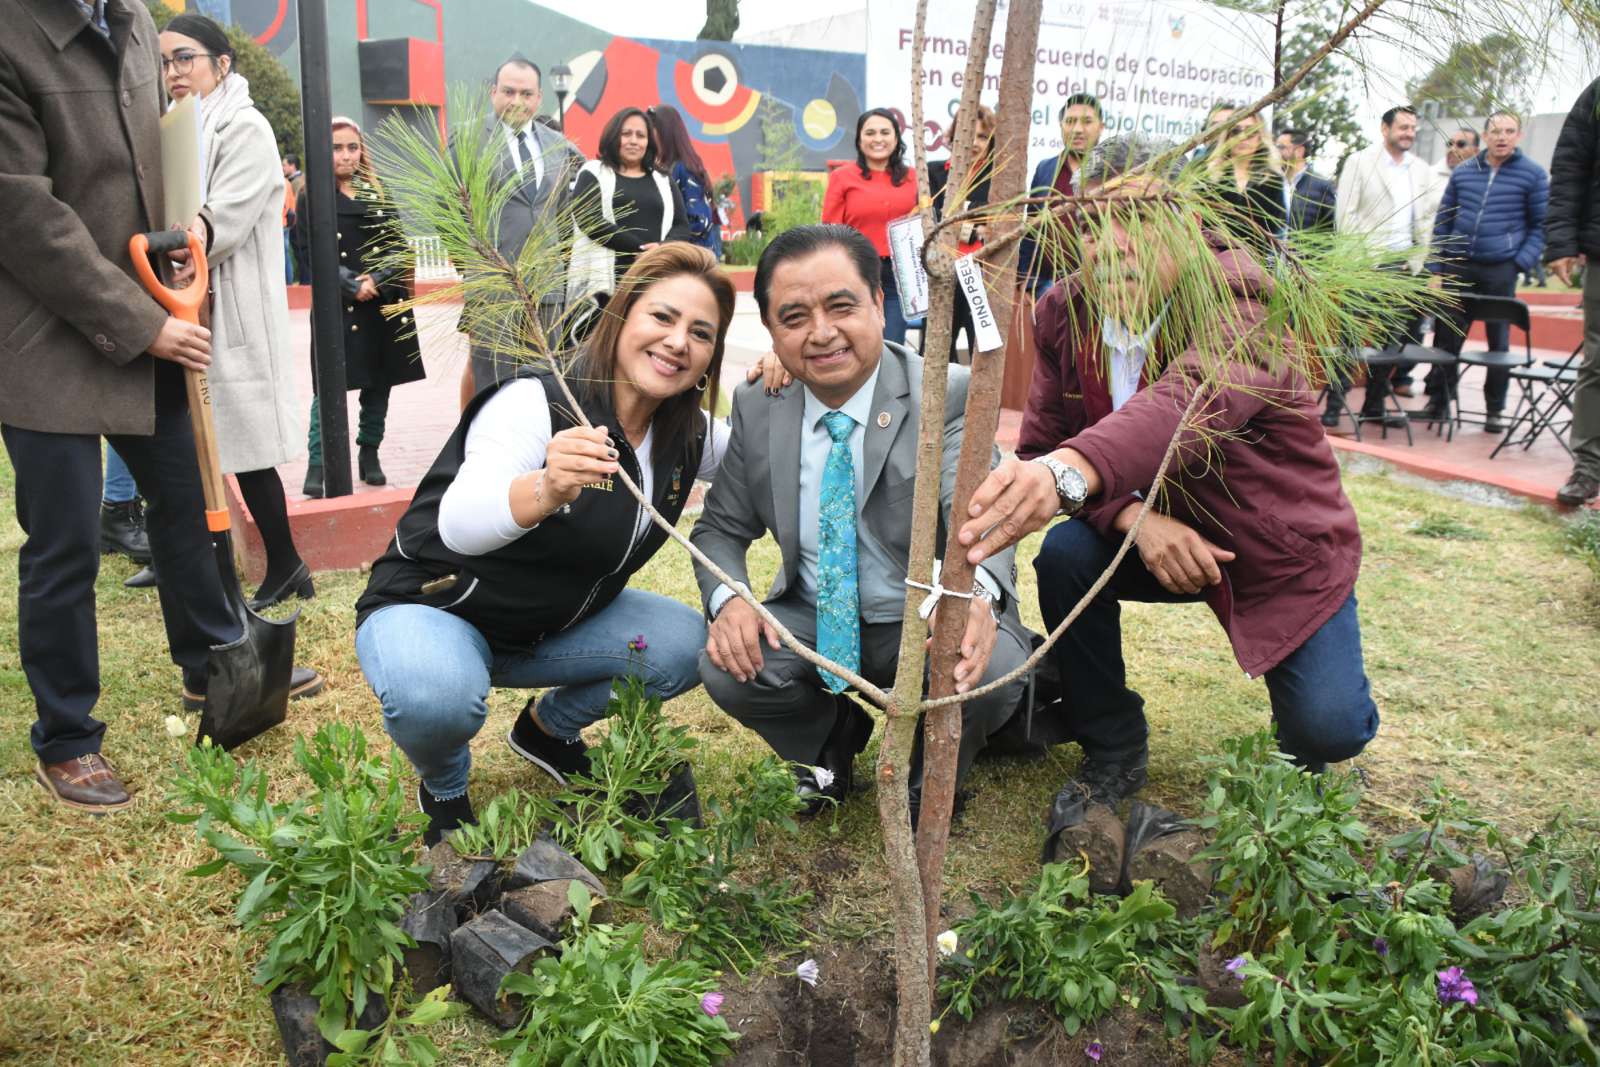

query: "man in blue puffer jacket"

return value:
[1424, 111, 1549, 431]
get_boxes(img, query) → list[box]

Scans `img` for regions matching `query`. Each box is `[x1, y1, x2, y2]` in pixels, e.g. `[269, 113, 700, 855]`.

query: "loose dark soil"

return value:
[720, 942, 1193, 1066]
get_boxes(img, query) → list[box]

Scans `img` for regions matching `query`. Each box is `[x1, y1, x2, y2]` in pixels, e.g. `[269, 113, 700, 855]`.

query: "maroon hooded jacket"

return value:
[1017, 246, 1362, 678]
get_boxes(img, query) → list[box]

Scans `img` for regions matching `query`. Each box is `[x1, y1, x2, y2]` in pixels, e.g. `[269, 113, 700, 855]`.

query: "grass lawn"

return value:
[0, 456, 1596, 1063]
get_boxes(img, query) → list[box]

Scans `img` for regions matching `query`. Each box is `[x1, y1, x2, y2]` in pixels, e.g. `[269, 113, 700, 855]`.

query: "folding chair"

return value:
[1323, 346, 1414, 444]
[1454, 296, 1534, 428]
[1396, 339, 1462, 441]
[1491, 345, 1582, 459]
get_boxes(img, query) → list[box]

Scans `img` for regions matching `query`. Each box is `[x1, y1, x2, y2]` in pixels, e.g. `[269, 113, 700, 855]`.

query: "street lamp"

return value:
[550, 64, 572, 130]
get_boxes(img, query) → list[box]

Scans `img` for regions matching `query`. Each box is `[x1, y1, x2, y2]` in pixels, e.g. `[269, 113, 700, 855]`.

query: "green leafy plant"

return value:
[1568, 510, 1600, 578]
[939, 865, 1199, 1036]
[326, 985, 465, 1067]
[447, 787, 558, 861]
[622, 757, 813, 971]
[497, 883, 739, 1066]
[167, 725, 432, 1038]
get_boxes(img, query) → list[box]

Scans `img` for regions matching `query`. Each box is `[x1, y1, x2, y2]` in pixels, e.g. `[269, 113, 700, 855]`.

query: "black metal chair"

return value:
[1491, 345, 1582, 459]
[1454, 296, 1534, 428]
[1341, 346, 1414, 444]
[1395, 338, 1463, 441]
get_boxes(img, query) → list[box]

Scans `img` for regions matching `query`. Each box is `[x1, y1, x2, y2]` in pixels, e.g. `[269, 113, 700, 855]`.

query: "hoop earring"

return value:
[696, 372, 710, 391]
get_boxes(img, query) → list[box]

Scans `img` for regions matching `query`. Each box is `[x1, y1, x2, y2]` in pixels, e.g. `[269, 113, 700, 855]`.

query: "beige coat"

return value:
[1334, 144, 1445, 273]
[195, 75, 303, 472]
[0, 0, 170, 435]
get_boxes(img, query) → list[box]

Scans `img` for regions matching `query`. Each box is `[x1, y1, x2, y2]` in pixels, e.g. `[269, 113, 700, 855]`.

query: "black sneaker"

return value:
[418, 783, 476, 847]
[506, 698, 591, 785]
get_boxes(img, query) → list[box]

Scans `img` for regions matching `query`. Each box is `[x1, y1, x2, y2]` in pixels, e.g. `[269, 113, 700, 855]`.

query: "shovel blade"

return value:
[195, 604, 297, 751]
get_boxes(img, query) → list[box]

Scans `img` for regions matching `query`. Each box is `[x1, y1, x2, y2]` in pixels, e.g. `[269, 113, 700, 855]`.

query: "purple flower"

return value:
[1437, 966, 1478, 1007]
[1373, 937, 1390, 958]
[700, 991, 724, 1017]
[628, 634, 648, 652]
[1224, 956, 1247, 982]
[1086, 1040, 1105, 1062]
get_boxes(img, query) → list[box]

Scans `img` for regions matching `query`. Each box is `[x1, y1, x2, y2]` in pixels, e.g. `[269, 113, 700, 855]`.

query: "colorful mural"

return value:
[200, 0, 865, 227]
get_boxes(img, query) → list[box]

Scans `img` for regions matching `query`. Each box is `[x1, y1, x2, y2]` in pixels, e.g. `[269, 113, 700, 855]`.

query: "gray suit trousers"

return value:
[698, 595, 1028, 789]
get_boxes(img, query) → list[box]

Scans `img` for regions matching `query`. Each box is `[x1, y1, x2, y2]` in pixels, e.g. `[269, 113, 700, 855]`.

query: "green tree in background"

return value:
[1408, 33, 1534, 118]
[1274, 1, 1368, 170]
[144, 0, 304, 161]
[698, 0, 740, 41]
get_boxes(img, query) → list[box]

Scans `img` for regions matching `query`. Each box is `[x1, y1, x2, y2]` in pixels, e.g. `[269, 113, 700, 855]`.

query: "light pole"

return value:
[551, 64, 572, 131]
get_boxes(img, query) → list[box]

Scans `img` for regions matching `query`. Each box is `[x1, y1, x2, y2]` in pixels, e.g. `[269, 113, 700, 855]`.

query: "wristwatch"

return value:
[1029, 455, 1089, 516]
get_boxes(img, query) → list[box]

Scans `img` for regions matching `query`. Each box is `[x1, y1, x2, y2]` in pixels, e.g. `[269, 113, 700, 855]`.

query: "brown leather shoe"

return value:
[36, 754, 133, 813]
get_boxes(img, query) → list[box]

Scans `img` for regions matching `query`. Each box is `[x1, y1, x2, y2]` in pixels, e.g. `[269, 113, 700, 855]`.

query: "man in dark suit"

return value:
[1018, 93, 1104, 295]
[1275, 128, 1337, 232]
[459, 56, 586, 406]
[692, 225, 1029, 821]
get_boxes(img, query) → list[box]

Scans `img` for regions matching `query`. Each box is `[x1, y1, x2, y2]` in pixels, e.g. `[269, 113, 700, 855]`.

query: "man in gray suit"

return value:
[459, 57, 585, 406]
[692, 224, 1028, 821]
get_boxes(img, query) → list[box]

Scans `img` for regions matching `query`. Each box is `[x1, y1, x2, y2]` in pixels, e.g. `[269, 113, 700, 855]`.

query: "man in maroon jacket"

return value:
[959, 133, 1379, 819]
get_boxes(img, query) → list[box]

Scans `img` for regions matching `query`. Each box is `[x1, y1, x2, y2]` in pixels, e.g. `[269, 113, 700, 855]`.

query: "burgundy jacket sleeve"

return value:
[1068, 297, 1284, 504]
[1017, 288, 1142, 538]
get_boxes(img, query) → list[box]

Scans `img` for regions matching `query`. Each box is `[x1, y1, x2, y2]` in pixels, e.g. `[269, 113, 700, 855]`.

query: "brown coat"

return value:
[0, 0, 170, 435]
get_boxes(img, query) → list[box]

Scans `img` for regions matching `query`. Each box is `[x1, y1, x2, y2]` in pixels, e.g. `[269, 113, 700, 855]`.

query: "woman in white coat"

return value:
[161, 15, 312, 610]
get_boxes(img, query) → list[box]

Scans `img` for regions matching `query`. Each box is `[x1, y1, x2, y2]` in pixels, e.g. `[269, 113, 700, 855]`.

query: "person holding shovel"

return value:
[159, 14, 314, 614]
[0, 0, 320, 813]
[354, 243, 733, 844]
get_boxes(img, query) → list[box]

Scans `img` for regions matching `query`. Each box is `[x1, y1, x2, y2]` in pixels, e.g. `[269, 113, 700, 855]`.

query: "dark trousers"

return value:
[698, 595, 1027, 789]
[306, 388, 389, 466]
[1427, 258, 1520, 411]
[2, 363, 241, 763]
[1032, 519, 1379, 769]
[1333, 264, 1424, 412]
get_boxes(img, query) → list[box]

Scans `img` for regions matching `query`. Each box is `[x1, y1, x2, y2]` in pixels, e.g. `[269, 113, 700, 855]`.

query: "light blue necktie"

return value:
[816, 411, 860, 693]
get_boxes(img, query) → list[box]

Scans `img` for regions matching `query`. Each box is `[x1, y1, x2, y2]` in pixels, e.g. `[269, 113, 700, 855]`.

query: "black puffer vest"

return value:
[355, 370, 705, 651]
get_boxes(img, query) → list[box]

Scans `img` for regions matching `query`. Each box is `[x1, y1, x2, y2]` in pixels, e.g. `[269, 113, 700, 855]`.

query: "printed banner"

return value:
[865, 0, 1273, 174]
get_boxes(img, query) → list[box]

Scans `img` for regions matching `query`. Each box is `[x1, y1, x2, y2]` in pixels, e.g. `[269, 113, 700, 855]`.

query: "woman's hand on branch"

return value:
[540, 426, 618, 509]
[1119, 506, 1235, 595]
[707, 597, 779, 683]
[744, 350, 794, 395]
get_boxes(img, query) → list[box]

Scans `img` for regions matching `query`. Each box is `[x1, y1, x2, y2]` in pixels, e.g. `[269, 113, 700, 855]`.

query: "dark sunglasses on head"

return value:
[1450, 139, 1474, 149]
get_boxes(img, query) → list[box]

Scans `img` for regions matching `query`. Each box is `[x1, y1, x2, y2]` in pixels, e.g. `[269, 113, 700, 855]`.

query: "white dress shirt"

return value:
[502, 120, 545, 191]
[1101, 303, 1169, 412]
[1378, 150, 1415, 252]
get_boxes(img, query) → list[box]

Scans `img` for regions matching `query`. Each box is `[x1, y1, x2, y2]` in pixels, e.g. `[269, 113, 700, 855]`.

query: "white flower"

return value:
[795, 958, 820, 986]
[812, 766, 835, 791]
[717, 882, 730, 893]
[936, 930, 959, 958]
[164, 715, 188, 739]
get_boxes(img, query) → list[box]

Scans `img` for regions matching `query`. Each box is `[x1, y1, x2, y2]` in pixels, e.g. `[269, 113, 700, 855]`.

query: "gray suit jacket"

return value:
[475, 120, 584, 304]
[691, 343, 1023, 628]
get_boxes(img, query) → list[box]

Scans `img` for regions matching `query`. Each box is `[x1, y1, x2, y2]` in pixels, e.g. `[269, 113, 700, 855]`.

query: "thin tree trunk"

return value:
[914, 0, 1044, 992]
[876, 1, 996, 1061]
[1274, 0, 1288, 88]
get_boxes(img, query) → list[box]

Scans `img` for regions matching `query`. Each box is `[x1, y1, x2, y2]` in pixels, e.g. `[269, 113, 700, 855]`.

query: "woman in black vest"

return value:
[354, 243, 733, 842]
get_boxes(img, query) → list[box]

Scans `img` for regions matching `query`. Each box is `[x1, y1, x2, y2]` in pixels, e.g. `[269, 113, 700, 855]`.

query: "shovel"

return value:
[129, 229, 297, 750]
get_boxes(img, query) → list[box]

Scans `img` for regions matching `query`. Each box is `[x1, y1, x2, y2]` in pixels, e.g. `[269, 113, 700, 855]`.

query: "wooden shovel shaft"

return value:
[127, 230, 230, 530]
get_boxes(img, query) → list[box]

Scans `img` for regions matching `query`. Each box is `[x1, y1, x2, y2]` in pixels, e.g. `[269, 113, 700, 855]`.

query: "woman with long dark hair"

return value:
[567, 107, 693, 310]
[297, 116, 425, 498]
[354, 244, 734, 843]
[821, 108, 918, 343]
[159, 14, 315, 612]
[651, 104, 722, 259]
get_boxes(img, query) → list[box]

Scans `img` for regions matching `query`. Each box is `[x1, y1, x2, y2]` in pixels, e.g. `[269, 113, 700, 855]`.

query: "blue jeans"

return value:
[355, 588, 706, 798]
[879, 256, 908, 345]
[1033, 519, 1379, 769]
[103, 441, 138, 504]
